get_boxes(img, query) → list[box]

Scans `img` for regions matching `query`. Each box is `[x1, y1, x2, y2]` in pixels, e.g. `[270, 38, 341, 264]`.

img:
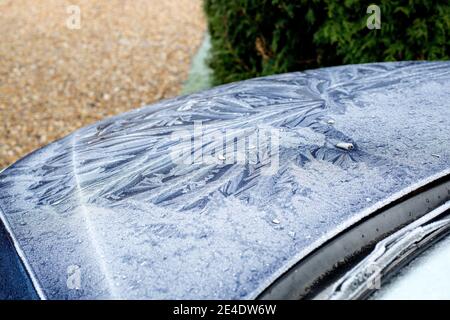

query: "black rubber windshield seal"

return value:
[258, 174, 450, 300]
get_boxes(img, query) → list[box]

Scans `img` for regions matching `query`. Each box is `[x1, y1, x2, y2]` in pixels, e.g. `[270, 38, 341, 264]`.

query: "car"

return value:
[0, 61, 449, 300]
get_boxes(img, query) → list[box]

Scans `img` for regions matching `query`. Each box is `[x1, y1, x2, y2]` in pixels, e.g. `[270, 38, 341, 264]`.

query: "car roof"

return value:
[0, 61, 449, 299]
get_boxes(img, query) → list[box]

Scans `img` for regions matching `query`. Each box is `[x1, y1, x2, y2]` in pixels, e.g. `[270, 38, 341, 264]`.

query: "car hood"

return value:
[0, 61, 449, 299]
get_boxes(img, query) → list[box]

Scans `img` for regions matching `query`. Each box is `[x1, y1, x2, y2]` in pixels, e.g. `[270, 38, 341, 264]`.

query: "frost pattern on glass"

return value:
[0, 61, 449, 299]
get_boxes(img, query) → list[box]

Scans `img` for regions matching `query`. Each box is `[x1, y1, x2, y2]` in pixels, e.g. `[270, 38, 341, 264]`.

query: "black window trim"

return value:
[258, 172, 450, 300]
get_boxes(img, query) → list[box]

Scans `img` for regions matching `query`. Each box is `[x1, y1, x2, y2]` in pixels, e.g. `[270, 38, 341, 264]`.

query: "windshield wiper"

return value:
[323, 201, 450, 300]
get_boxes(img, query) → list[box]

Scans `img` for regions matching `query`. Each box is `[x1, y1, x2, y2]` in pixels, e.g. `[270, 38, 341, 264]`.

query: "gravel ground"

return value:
[0, 0, 206, 168]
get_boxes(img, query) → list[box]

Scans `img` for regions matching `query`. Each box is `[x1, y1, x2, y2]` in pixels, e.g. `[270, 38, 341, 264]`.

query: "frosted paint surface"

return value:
[0, 62, 449, 299]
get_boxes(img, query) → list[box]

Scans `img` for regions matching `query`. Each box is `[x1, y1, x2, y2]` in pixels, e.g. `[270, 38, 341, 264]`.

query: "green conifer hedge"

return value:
[204, 0, 450, 84]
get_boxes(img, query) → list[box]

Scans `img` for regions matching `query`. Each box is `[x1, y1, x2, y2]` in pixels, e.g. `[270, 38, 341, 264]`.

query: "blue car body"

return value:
[0, 61, 449, 299]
